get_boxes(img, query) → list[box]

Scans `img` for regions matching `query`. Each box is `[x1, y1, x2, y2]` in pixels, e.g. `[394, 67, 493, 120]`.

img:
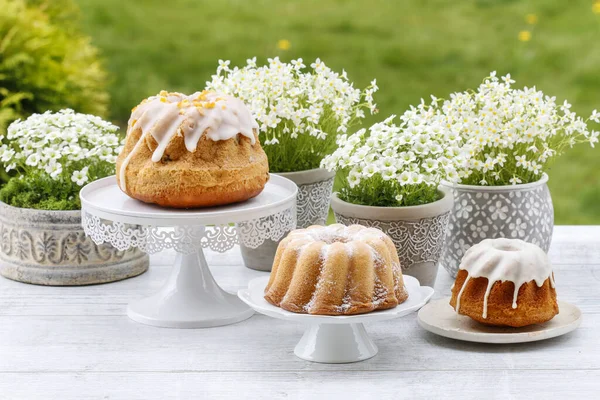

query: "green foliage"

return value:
[0, 0, 109, 136]
[0, 174, 81, 210]
[337, 171, 441, 207]
[263, 104, 343, 173]
[264, 130, 338, 172]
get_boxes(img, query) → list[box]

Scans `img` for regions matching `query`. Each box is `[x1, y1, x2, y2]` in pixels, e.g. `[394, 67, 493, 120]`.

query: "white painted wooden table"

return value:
[0, 226, 599, 399]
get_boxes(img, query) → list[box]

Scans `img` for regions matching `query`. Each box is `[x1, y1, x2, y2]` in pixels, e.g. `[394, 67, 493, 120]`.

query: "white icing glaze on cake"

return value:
[118, 90, 259, 191]
[454, 238, 555, 319]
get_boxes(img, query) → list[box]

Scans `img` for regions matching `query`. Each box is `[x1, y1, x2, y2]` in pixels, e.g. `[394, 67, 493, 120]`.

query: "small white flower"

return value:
[589, 131, 599, 148]
[501, 73, 515, 84]
[364, 164, 377, 177]
[381, 169, 395, 181]
[217, 59, 231, 73]
[398, 171, 411, 186]
[25, 153, 41, 167]
[71, 168, 89, 186]
[347, 173, 361, 188]
[509, 176, 522, 185]
[530, 161, 542, 175]
[45, 161, 63, 180]
[515, 155, 527, 168]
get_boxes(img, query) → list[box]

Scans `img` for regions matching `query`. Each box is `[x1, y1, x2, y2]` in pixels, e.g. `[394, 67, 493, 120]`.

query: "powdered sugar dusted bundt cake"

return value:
[264, 224, 409, 315]
[450, 238, 558, 327]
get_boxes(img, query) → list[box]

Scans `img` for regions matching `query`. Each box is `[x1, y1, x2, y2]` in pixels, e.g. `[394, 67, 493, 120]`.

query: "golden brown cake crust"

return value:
[450, 269, 559, 327]
[116, 124, 269, 208]
[264, 224, 409, 316]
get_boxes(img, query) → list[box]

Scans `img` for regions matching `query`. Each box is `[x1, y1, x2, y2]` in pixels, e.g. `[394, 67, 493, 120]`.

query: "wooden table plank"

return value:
[0, 311, 596, 373]
[1, 370, 599, 400]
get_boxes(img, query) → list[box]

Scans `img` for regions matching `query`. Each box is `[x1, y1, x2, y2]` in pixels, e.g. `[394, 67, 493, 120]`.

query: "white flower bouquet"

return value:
[0, 109, 121, 210]
[434, 72, 599, 186]
[206, 57, 378, 172]
[322, 113, 463, 207]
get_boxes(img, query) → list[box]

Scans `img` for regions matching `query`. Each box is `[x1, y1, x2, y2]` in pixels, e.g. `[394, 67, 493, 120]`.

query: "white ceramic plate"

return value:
[238, 275, 434, 324]
[418, 297, 582, 344]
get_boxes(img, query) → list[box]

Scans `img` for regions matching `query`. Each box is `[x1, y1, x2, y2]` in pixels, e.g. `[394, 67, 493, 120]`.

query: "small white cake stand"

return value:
[418, 298, 582, 344]
[238, 275, 434, 363]
[80, 174, 297, 328]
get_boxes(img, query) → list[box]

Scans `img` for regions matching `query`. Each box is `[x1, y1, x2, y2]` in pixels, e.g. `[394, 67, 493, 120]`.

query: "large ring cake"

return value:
[450, 238, 558, 327]
[116, 90, 269, 208]
[264, 224, 409, 315]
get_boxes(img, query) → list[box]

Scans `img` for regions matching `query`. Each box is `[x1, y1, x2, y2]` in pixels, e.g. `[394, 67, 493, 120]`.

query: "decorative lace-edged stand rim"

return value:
[80, 174, 298, 254]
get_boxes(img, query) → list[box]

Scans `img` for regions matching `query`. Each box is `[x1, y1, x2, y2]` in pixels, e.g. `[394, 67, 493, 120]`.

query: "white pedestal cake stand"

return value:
[80, 175, 297, 328]
[238, 275, 434, 363]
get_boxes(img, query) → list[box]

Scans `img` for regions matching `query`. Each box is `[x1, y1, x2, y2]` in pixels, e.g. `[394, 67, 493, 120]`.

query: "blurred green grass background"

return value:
[75, 0, 600, 224]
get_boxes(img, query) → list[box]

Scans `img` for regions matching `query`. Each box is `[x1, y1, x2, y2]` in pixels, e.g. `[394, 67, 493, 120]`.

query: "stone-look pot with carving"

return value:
[440, 173, 554, 278]
[240, 168, 335, 271]
[330, 187, 453, 287]
[0, 200, 149, 285]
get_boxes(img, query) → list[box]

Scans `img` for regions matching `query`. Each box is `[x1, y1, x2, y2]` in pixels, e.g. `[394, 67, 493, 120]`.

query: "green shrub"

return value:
[0, 0, 109, 135]
[0, 174, 81, 210]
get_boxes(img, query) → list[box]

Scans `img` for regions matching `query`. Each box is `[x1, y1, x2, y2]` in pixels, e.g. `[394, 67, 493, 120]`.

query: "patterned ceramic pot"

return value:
[330, 187, 453, 287]
[440, 173, 554, 278]
[0, 200, 148, 285]
[240, 168, 334, 271]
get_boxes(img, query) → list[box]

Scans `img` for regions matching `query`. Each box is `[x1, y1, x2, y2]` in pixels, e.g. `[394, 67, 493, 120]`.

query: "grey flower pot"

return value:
[440, 173, 554, 278]
[0, 200, 148, 286]
[239, 168, 334, 271]
[330, 187, 453, 287]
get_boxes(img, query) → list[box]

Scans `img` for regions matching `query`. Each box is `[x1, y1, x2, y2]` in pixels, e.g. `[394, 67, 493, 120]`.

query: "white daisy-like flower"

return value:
[509, 176, 522, 185]
[45, 161, 63, 180]
[71, 167, 89, 186]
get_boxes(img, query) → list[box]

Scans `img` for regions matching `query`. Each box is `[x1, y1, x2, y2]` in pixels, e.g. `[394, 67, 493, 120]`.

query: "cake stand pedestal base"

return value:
[294, 323, 378, 363]
[238, 275, 434, 363]
[127, 251, 254, 328]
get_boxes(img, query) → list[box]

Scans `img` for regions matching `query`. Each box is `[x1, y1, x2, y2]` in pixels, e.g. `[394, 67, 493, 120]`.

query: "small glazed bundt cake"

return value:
[450, 238, 558, 327]
[264, 224, 409, 315]
[116, 90, 269, 208]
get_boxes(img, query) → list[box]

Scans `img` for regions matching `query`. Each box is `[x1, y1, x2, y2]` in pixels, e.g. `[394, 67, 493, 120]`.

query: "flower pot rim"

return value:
[331, 186, 451, 211]
[441, 173, 548, 192]
[331, 186, 453, 221]
[274, 167, 335, 186]
[274, 167, 335, 177]
[273, 166, 329, 174]
[0, 199, 81, 216]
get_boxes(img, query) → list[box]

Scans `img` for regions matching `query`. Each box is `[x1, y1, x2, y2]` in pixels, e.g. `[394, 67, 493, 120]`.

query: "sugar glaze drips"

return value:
[118, 90, 258, 191]
[453, 238, 555, 319]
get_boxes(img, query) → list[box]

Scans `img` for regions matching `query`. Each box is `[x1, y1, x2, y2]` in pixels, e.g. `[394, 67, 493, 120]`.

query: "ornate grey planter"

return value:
[0, 200, 148, 285]
[440, 173, 554, 278]
[240, 168, 334, 271]
[330, 187, 453, 287]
